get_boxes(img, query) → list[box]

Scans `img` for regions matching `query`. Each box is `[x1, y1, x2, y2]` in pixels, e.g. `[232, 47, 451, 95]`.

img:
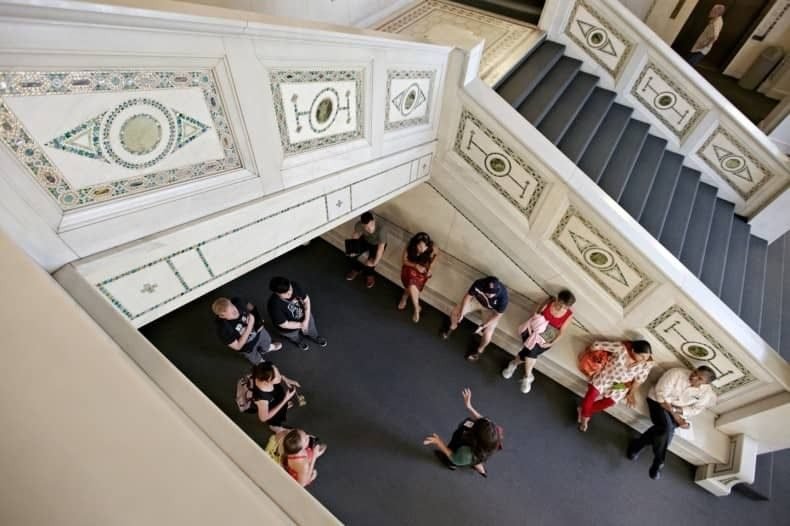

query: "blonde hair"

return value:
[211, 297, 232, 316]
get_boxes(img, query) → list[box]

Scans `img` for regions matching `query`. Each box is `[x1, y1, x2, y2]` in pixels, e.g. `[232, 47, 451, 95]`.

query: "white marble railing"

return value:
[539, 0, 790, 235]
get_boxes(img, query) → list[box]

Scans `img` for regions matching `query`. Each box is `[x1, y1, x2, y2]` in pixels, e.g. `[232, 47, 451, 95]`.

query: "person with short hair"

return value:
[267, 276, 327, 351]
[502, 289, 575, 394]
[398, 232, 439, 323]
[212, 297, 282, 364]
[627, 366, 717, 480]
[441, 276, 509, 361]
[250, 361, 300, 432]
[686, 4, 726, 66]
[423, 388, 502, 477]
[279, 428, 327, 487]
[346, 211, 387, 288]
[577, 340, 655, 432]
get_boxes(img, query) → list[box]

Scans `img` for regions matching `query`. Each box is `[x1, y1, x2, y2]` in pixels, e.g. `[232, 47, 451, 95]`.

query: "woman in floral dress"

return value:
[578, 340, 655, 432]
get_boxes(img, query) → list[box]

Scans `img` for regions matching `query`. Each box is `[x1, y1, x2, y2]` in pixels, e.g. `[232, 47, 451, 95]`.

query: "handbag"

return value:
[578, 346, 610, 378]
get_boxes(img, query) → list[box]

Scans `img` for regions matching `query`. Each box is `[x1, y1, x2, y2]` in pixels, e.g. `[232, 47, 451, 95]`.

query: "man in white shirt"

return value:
[686, 4, 726, 66]
[627, 366, 717, 480]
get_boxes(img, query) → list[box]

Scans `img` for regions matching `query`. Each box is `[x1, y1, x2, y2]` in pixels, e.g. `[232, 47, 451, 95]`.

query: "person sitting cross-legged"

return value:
[627, 366, 717, 480]
[267, 276, 327, 352]
[441, 276, 508, 362]
[212, 297, 282, 364]
[577, 340, 655, 432]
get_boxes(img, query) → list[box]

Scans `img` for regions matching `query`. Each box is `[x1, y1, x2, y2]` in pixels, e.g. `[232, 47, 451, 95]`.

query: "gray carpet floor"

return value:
[141, 239, 790, 526]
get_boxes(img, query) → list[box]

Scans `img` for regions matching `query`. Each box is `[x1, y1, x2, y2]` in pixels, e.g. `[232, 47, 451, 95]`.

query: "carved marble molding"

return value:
[385, 69, 436, 131]
[630, 61, 707, 142]
[0, 69, 241, 210]
[647, 304, 758, 395]
[551, 205, 653, 307]
[697, 126, 777, 200]
[452, 108, 547, 220]
[564, 0, 635, 79]
[269, 69, 364, 156]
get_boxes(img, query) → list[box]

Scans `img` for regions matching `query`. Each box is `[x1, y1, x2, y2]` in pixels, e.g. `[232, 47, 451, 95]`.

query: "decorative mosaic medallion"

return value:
[453, 108, 547, 219]
[630, 62, 706, 142]
[551, 206, 653, 307]
[697, 126, 778, 200]
[564, 0, 634, 79]
[270, 69, 364, 156]
[385, 70, 436, 130]
[0, 69, 242, 210]
[647, 305, 757, 395]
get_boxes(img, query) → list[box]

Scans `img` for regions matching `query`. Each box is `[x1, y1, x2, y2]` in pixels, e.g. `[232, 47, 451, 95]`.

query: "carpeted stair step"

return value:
[538, 72, 598, 144]
[659, 168, 700, 254]
[638, 151, 684, 238]
[700, 199, 735, 296]
[497, 40, 564, 109]
[617, 135, 667, 218]
[517, 56, 582, 125]
[740, 236, 768, 330]
[720, 217, 751, 313]
[735, 453, 775, 501]
[780, 232, 790, 359]
[759, 235, 785, 350]
[597, 120, 650, 197]
[577, 103, 633, 181]
[557, 87, 616, 162]
[452, 0, 544, 25]
[678, 182, 718, 275]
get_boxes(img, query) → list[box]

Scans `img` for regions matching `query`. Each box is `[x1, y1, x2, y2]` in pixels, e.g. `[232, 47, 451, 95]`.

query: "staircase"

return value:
[495, 40, 790, 361]
[453, 0, 544, 25]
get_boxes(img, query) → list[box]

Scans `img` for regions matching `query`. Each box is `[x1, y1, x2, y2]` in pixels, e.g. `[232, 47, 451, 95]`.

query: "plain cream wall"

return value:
[0, 228, 299, 526]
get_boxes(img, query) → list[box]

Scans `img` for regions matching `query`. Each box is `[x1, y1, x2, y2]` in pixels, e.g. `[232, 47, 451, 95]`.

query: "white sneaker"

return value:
[520, 375, 535, 394]
[502, 360, 518, 379]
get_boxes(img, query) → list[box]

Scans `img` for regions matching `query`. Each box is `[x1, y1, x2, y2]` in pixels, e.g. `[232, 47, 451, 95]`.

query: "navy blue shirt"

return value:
[468, 277, 508, 313]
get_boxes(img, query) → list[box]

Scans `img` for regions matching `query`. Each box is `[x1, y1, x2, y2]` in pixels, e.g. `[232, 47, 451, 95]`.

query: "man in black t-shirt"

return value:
[267, 276, 328, 351]
[212, 297, 282, 364]
[441, 276, 509, 361]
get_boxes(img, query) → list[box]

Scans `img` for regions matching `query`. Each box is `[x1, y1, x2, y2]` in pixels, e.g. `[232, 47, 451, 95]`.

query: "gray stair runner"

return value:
[452, 0, 545, 25]
[495, 39, 790, 365]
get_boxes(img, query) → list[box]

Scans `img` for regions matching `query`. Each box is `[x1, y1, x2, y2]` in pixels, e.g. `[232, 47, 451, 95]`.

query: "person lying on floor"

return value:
[577, 340, 655, 432]
[423, 388, 502, 477]
[251, 361, 301, 432]
[212, 296, 282, 364]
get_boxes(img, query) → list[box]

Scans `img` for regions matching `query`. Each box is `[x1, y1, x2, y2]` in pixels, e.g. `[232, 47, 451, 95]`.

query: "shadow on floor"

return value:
[695, 66, 779, 124]
[142, 239, 790, 526]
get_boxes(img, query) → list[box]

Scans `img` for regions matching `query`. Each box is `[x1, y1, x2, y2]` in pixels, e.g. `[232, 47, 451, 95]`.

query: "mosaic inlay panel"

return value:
[630, 62, 706, 142]
[376, 0, 539, 85]
[385, 69, 436, 131]
[697, 126, 777, 200]
[551, 206, 653, 307]
[564, 0, 635, 79]
[453, 108, 547, 220]
[647, 305, 757, 395]
[270, 69, 364, 156]
[0, 70, 241, 210]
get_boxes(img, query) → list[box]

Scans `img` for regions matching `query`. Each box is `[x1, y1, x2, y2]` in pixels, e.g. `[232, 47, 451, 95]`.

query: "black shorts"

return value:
[517, 331, 550, 360]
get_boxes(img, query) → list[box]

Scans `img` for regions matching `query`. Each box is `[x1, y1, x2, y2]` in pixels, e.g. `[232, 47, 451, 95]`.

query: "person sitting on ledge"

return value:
[502, 289, 575, 394]
[441, 276, 509, 362]
[398, 231, 439, 323]
[212, 297, 282, 364]
[577, 340, 655, 432]
[345, 211, 387, 289]
[267, 276, 327, 352]
[627, 366, 717, 480]
[424, 388, 502, 477]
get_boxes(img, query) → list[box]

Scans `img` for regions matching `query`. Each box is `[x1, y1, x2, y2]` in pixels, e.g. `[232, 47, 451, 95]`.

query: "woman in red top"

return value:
[280, 428, 327, 487]
[502, 290, 575, 394]
[397, 232, 439, 323]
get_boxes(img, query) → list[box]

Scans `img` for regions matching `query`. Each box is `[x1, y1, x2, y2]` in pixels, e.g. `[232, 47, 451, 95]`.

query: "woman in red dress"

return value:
[398, 232, 439, 323]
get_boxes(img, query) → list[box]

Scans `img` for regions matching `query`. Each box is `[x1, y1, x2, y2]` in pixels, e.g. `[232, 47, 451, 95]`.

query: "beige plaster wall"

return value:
[0, 228, 299, 526]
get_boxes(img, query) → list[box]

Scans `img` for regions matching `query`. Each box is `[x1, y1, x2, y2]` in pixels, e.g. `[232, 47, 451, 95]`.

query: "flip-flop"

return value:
[467, 352, 481, 362]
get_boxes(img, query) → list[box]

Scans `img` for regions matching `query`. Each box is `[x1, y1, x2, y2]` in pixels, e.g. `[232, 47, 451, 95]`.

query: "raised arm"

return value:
[462, 388, 483, 420]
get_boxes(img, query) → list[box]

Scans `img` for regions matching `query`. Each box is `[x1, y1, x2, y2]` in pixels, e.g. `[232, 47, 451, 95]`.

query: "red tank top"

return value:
[285, 447, 315, 483]
[541, 302, 572, 329]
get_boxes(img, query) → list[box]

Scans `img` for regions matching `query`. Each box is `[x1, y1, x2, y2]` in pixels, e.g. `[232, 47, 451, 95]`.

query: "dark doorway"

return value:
[672, 0, 772, 71]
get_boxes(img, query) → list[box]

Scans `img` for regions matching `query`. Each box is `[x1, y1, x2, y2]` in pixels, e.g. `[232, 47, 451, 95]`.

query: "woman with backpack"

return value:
[423, 388, 502, 477]
[250, 361, 301, 431]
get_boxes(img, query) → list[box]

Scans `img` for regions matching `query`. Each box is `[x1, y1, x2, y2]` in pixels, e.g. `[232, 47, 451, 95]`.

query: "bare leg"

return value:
[523, 357, 537, 379]
[477, 323, 496, 353]
[408, 285, 421, 322]
[398, 290, 408, 310]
